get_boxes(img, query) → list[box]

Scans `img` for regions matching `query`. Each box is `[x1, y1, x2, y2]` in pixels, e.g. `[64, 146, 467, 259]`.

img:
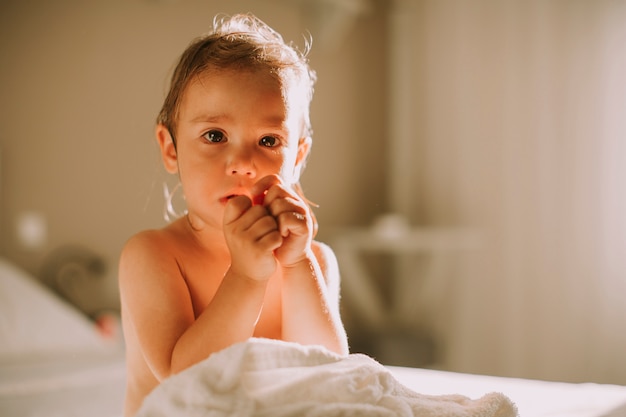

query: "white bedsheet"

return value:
[0, 350, 126, 417]
[390, 366, 626, 417]
[137, 338, 626, 417]
[137, 338, 517, 417]
[2, 338, 624, 417]
[0, 257, 126, 417]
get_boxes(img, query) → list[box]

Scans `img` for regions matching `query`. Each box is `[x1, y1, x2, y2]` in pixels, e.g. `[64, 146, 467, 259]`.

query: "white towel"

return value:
[137, 338, 518, 417]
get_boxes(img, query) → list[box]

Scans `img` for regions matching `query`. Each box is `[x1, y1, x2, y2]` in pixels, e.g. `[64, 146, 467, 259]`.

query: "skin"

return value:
[118, 68, 348, 416]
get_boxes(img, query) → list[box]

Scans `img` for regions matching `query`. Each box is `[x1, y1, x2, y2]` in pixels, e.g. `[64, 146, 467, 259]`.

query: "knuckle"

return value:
[260, 215, 278, 230]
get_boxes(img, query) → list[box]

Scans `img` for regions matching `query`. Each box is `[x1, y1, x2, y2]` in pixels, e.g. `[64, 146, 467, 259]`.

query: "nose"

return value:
[226, 147, 256, 178]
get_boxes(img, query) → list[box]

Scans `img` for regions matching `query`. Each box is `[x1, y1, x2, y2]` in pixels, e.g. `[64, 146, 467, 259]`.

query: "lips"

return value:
[220, 194, 239, 204]
[219, 192, 265, 206]
[220, 192, 251, 205]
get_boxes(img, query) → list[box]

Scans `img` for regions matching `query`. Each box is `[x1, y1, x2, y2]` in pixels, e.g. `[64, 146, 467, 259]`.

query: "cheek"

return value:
[276, 150, 300, 184]
[178, 155, 219, 190]
[279, 167, 295, 185]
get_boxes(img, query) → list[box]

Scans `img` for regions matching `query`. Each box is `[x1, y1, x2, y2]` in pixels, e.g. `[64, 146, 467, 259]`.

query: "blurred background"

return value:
[1, 0, 625, 385]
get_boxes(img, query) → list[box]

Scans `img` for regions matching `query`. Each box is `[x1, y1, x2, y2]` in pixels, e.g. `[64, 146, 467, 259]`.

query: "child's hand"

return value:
[223, 193, 282, 281]
[253, 175, 313, 267]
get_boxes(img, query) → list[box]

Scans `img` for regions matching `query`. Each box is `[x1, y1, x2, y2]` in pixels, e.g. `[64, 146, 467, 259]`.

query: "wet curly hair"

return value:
[157, 13, 316, 146]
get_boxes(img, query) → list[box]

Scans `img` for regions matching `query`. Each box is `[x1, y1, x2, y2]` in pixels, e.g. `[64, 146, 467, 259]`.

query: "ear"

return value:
[296, 136, 311, 166]
[156, 124, 178, 174]
[293, 136, 312, 179]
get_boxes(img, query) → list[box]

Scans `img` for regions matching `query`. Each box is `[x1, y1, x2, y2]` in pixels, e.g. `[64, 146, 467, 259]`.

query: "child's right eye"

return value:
[202, 130, 225, 143]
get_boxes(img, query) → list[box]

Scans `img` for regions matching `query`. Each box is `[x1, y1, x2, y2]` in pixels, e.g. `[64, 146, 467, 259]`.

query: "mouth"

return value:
[220, 193, 247, 205]
[221, 188, 265, 205]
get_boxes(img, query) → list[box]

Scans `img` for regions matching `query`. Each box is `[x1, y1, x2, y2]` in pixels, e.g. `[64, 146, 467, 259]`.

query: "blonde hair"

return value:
[157, 13, 316, 144]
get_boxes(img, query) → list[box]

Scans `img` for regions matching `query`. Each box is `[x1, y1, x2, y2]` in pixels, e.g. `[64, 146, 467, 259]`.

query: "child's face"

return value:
[160, 68, 309, 230]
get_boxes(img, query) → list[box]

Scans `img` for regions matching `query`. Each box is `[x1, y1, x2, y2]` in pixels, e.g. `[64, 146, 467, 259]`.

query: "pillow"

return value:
[0, 257, 107, 358]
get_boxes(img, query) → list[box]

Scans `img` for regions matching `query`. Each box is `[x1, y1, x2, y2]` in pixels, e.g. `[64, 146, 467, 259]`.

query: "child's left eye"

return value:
[259, 136, 279, 147]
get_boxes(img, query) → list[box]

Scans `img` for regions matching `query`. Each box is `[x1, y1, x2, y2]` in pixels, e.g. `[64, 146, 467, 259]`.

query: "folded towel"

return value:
[137, 338, 518, 417]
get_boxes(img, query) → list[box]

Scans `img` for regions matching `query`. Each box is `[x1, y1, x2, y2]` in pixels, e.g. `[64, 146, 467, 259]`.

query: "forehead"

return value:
[190, 68, 278, 104]
[178, 68, 305, 129]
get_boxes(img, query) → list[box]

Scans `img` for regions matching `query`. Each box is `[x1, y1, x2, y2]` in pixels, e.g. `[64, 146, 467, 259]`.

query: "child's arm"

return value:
[260, 176, 349, 355]
[119, 198, 282, 380]
[280, 244, 349, 355]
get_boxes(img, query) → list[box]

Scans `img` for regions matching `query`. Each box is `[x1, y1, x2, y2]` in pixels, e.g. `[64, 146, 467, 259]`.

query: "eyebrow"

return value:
[189, 113, 288, 129]
[189, 113, 230, 124]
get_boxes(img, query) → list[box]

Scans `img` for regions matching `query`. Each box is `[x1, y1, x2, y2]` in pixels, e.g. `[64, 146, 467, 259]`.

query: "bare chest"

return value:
[183, 260, 283, 339]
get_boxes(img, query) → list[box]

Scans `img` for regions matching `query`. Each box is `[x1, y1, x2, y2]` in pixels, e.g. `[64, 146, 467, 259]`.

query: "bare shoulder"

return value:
[118, 222, 188, 293]
[118, 221, 196, 349]
[119, 219, 189, 264]
[120, 229, 175, 274]
[121, 228, 171, 257]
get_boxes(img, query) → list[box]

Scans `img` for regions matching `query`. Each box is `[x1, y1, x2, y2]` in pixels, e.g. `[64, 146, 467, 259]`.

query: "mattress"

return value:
[2, 345, 626, 417]
[389, 365, 626, 417]
[0, 350, 126, 417]
[133, 338, 626, 417]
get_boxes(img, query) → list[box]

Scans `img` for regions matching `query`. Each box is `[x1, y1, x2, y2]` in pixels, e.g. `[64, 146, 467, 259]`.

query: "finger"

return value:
[251, 174, 281, 205]
[277, 211, 309, 237]
[226, 200, 275, 236]
[223, 195, 252, 226]
[248, 215, 282, 246]
[265, 191, 305, 217]
[263, 183, 307, 214]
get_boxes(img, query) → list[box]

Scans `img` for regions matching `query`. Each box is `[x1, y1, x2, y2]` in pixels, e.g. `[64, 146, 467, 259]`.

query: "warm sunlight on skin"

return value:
[119, 66, 348, 417]
[162, 69, 305, 235]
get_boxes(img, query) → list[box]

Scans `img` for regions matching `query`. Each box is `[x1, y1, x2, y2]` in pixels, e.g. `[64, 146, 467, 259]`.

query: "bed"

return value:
[390, 366, 626, 417]
[0, 257, 126, 417]
[2, 257, 626, 417]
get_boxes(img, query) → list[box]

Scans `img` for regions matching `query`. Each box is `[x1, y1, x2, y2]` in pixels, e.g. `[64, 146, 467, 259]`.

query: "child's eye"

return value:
[259, 136, 279, 147]
[203, 130, 225, 143]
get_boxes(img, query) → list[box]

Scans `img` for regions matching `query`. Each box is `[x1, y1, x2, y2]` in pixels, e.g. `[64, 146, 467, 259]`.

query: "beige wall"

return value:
[0, 0, 388, 306]
[394, 0, 626, 385]
[2, 0, 626, 386]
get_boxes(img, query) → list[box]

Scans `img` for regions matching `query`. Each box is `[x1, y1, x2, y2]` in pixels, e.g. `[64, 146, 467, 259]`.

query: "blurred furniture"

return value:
[331, 214, 480, 366]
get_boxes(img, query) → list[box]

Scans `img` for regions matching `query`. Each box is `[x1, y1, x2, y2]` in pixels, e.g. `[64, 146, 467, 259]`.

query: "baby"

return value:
[118, 13, 349, 416]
